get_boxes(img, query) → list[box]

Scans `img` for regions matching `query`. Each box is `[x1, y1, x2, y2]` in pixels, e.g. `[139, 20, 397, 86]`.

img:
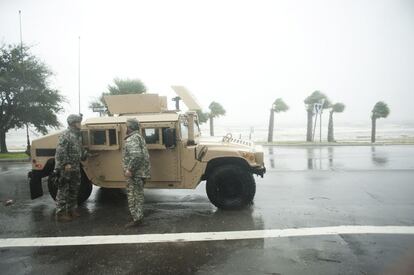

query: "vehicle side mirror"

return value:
[163, 128, 176, 148]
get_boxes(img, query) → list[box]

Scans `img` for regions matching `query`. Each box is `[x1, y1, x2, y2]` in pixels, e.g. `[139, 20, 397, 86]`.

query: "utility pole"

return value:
[78, 36, 81, 114]
[19, 10, 31, 154]
[249, 126, 254, 140]
[19, 11, 23, 52]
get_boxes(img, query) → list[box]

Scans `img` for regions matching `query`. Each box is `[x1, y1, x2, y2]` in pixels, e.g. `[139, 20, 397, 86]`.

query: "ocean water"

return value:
[5, 121, 414, 150]
[199, 121, 414, 142]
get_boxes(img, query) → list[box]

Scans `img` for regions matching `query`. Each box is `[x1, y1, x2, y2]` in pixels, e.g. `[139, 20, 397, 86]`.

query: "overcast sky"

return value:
[1, 0, 413, 128]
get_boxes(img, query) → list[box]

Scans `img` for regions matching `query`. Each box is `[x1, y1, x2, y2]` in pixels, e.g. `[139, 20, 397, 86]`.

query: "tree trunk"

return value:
[267, 109, 274, 143]
[26, 124, 31, 154]
[306, 109, 313, 142]
[209, 117, 214, 136]
[327, 111, 334, 142]
[371, 117, 376, 143]
[0, 130, 8, 153]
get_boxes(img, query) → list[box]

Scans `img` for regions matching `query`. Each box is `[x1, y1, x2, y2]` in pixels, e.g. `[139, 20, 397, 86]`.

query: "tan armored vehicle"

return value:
[28, 87, 266, 209]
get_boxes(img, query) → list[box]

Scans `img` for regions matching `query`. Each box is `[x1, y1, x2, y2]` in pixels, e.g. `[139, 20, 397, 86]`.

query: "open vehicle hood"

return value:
[171, 86, 202, 110]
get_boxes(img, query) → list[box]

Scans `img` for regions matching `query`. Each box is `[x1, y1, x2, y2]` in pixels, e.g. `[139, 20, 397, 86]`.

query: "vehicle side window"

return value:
[194, 120, 201, 137]
[109, 129, 117, 145]
[162, 127, 174, 145]
[90, 130, 106, 145]
[143, 128, 160, 144]
[86, 126, 120, 150]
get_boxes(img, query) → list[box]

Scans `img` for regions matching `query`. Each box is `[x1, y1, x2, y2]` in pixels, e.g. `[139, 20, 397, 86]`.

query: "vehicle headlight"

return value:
[254, 152, 264, 165]
[240, 151, 256, 163]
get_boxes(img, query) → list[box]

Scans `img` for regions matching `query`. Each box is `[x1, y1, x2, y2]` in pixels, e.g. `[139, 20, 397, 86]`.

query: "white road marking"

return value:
[1, 226, 414, 248]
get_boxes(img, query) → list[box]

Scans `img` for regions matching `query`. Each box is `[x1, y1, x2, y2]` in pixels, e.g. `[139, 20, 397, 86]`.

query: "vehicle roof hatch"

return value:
[104, 94, 167, 115]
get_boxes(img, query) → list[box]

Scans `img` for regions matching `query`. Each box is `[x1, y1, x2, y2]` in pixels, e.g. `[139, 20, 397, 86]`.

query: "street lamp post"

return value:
[312, 98, 325, 143]
[312, 103, 319, 142]
[267, 103, 276, 143]
[319, 99, 325, 143]
[18, 10, 31, 155]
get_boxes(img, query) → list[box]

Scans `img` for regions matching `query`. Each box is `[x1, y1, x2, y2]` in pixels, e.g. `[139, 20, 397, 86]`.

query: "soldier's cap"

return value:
[126, 118, 140, 130]
[67, 114, 83, 125]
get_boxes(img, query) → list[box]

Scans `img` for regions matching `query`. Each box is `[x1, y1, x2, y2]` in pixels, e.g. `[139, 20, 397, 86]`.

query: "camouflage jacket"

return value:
[122, 130, 151, 178]
[55, 127, 84, 170]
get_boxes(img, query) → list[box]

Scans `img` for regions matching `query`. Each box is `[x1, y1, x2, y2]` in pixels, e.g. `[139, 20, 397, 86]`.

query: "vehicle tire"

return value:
[28, 171, 44, 199]
[47, 173, 58, 201]
[78, 170, 93, 204]
[47, 169, 93, 205]
[206, 164, 256, 210]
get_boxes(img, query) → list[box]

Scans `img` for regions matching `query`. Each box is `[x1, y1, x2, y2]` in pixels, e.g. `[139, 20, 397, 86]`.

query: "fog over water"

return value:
[1, 0, 414, 144]
[6, 120, 414, 150]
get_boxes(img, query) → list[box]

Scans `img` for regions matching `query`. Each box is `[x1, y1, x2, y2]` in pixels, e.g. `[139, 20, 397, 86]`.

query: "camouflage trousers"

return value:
[56, 168, 81, 214]
[126, 176, 145, 222]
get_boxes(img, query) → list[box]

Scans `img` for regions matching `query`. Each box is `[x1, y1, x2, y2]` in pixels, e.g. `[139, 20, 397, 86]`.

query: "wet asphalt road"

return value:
[1, 145, 414, 275]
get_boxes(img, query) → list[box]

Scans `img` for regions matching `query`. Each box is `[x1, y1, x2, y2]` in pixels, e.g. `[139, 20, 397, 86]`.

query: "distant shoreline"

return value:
[6, 139, 414, 153]
[5, 123, 414, 150]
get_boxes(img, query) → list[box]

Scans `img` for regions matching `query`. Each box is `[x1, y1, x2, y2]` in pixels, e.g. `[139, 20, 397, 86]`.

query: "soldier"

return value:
[54, 114, 85, 222]
[122, 118, 151, 228]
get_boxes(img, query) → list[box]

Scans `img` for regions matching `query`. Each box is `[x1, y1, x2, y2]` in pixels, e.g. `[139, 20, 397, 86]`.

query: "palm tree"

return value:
[196, 110, 209, 124]
[267, 98, 289, 142]
[327, 103, 345, 142]
[208, 102, 226, 136]
[371, 101, 390, 143]
[304, 91, 331, 141]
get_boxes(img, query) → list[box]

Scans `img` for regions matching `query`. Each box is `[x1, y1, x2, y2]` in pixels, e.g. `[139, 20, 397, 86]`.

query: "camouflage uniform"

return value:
[55, 114, 84, 215]
[122, 119, 151, 222]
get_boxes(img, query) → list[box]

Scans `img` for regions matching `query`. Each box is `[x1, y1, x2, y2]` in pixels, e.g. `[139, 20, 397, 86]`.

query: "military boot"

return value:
[57, 212, 72, 223]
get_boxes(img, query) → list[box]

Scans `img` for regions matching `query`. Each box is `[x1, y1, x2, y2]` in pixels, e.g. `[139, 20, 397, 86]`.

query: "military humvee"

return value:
[28, 86, 266, 209]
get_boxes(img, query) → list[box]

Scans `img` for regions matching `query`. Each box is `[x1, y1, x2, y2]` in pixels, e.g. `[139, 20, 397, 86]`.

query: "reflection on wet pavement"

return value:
[268, 147, 275, 168]
[265, 145, 412, 171]
[371, 146, 389, 166]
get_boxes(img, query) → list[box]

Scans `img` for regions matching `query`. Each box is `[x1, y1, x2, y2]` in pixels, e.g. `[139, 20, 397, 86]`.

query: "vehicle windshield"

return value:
[180, 119, 189, 140]
[180, 116, 201, 140]
[194, 119, 201, 138]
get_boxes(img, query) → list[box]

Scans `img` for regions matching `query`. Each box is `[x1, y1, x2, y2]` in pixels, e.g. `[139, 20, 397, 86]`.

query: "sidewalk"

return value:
[0, 151, 30, 163]
[258, 141, 414, 146]
[0, 158, 29, 163]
